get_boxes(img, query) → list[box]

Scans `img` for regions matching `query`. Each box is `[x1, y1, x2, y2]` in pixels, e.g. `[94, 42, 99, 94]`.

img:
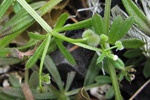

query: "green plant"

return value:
[120, 0, 150, 78]
[0, 0, 146, 100]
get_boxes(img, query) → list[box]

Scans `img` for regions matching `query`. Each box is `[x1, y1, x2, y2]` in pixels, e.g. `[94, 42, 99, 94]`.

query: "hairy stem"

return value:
[103, 0, 122, 100]
[104, 0, 111, 35]
[106, 58, 122, 100]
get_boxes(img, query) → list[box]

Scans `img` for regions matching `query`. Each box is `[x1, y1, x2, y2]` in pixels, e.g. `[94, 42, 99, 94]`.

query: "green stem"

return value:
[65, 83, 101, 96]
[104, 0, 111, 35]
[73, 43, 102, 52]
[39, 34, 51, 88]
[106, 58, 122, 100]
[105, 45, 117, 51]
[17, 0, 52, 33]
[103, 0, 122, 99]
[51, 31, 87, 43]
[25, 68, 29, 83]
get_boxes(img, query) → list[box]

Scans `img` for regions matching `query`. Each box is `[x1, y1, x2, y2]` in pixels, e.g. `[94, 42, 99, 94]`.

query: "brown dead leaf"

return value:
[21, 83, 35, 100]
[74, 88, 91, 100]
[7, 48, 35, 59]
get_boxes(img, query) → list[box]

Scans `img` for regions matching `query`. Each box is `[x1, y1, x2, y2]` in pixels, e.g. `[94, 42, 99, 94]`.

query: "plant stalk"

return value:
[52, 31, 87, 43]
[106, 58, 122, 100]
[104, 0, 111, 35]
[17, 0, 52, 33]
[25, 68, 29, 83]
[103, 0, 122, 100]
[39, 34, 51, 88]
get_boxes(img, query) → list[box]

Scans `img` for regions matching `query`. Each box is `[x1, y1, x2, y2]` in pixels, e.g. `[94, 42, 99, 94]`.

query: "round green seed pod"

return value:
[115, 41, 124, 50]
[100, 34, 108, 42]
[82, 29, 100, 46]
[36, 86, 47, 93]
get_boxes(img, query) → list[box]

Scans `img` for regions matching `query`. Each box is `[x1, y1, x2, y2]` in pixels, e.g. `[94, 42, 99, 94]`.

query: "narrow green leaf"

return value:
[0, 0, 13, 19]
[29, 71, 39, 89]
[0, 93, 15, 100]
[2, 87, 58, 99]
[73, 43, 102, 52]
[33, 91, 58, 99]
[0, 0, 59, 48]
[143, 59, 150, 78]
[122, 38, 145, 48]
[47, 38, 58, 53]
[17, 0, 52, 32]
[118, 72, 124, 82]
[0, 58, 21, 65]
[105, 86, 115, 99]
[125, 73, 132, 82]
[28, 32, 48, 40]
[44, 55, 64, 91]
[9, 75, 21, 88]
[65, 71, 76, 92]
[39, 0, 62, 16]
[108, 16, 123, 43]
[13, 1, 22, 13]
[2, 88, 24, 98]
[123, 49, 143, 58]
[26, 39, 47, 68]
[84, 53, 101, 86]
[54, 13, 69, 29]
[54, 37, 76, 65]
[108, 16, 134, 44]
[107, 57, 125, 70]
[17, 39, 38, 50]
[122, 0, 150, 35]
[97, 53, 105, 64]
[0, 48, 12, 58]
[0, 15, 35, 48]
[55, 18, 92, 32]
[95, 75, 111, 84]
[0, 15, 34, 37]
[92, 14, 104, 35]
[26, 0, 33, 3]
[1, 1, 46, 31]
[39, 34, 51, 88]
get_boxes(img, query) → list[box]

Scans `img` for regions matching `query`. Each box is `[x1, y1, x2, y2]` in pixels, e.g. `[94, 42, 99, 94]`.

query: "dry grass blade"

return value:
[129, 79, 150, 100]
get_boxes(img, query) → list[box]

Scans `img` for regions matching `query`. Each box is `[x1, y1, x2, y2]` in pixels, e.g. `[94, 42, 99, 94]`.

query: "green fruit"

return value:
[82, 29, 100, 46]
[100, 34, 108, 42]
[36, 86, 47, 93]
[115, 41, 124, 50]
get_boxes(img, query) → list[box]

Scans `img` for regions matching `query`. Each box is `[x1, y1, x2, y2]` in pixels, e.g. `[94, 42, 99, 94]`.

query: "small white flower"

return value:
[113, 55, 118, 61]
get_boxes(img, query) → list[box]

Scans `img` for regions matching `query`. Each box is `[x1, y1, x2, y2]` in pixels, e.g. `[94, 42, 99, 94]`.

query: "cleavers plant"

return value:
[0, 0, 146, 100]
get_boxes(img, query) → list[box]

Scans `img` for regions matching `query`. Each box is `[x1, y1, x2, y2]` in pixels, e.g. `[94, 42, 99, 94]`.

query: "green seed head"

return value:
[36, 86, 47, 93]
[115, 41, 124, 50]
[82, 29, 100, 46]
[100, 34, 108, 42]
